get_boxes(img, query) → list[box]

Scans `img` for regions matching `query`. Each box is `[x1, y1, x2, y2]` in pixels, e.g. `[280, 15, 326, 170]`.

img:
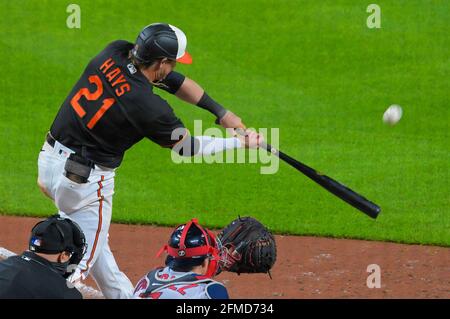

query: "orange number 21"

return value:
[70, 75, 115, 129]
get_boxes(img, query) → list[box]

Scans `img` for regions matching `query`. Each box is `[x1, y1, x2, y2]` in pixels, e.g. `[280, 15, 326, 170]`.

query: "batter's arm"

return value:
[174, 76, 204, 104]
[157, 71, 246, 129]
[173, 75, 246, 130]
[172, 130, 262, 157]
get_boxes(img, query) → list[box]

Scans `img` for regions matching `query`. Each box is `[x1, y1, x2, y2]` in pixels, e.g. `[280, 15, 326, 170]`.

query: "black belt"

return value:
[46, 133, 56, 148]
[45, 133, 114, 170]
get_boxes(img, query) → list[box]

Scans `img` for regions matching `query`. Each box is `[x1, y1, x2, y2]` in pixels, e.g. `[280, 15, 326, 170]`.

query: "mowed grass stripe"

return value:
[0, 0, 448, 246]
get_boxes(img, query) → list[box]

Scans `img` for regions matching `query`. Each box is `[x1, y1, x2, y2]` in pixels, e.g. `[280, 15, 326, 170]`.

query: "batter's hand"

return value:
[237, 129, 264, 149]
[218, 111, 246, 130]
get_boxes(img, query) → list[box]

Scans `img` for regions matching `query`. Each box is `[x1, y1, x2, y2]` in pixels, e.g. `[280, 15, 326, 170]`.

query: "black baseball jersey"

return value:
[50, 40, 187, 168]
[0, 251, 82, 299]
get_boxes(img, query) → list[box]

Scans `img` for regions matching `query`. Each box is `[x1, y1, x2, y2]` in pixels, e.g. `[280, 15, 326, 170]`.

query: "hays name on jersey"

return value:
[99, 57, 131, 97]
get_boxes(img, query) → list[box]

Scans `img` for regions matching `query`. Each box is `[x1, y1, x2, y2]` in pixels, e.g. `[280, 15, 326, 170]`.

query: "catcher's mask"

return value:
[157, 219, 220, 278]
[132, 23, 192, 65]
[29, 214, 87, 276]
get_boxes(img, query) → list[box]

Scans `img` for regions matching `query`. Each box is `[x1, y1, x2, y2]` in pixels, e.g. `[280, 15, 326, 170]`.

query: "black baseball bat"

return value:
[237, 129, 381, 219]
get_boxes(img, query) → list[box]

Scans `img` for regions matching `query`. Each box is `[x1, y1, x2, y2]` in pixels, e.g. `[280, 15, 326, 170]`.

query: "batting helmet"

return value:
[132, 23, 192, 65]
[157, 219, 220, 277]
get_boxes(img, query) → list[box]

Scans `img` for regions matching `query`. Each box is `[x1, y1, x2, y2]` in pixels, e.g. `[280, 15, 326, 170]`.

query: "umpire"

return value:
[0, 215, 87, 299]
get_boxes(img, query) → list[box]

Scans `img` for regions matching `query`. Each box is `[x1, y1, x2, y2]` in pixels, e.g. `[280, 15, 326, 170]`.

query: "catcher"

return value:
[133, 217, 276, 299]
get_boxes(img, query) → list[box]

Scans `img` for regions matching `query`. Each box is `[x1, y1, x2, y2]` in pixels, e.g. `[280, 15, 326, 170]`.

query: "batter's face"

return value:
[153, 58, 176, 82]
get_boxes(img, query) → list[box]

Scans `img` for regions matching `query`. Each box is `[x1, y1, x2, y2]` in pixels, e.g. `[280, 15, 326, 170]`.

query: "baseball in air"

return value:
[383, 105, 403, 125]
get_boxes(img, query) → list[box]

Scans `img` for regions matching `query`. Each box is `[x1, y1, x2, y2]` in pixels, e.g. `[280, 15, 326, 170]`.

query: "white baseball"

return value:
[383, 105, 403, 125]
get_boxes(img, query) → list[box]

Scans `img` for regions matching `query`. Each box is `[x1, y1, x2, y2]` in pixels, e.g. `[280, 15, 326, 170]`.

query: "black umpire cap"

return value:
[29, 215, 87, 265]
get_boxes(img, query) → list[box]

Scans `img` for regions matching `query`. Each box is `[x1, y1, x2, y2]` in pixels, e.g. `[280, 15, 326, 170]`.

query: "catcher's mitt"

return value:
[217, 216, 276, 276]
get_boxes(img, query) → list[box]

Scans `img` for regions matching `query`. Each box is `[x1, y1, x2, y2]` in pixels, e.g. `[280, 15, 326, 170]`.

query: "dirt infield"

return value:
[0, 215, 449, 298]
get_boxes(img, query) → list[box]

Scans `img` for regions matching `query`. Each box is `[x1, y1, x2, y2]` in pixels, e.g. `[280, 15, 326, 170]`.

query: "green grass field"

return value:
[0, 0, 448, 246]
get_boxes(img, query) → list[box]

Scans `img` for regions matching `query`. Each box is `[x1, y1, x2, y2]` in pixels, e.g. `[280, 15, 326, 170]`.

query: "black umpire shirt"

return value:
[0, 251, 82, 299]
[50, 40, 187, 168]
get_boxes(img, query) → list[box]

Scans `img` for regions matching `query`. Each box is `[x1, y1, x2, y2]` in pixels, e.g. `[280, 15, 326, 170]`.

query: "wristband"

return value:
[196, 92, 227, 119]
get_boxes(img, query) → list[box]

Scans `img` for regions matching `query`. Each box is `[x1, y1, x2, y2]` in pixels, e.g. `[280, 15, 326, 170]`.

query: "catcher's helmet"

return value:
[132, 23, 192, 65]
[157, 219, 220, 277]
[29, 215, 87, 269]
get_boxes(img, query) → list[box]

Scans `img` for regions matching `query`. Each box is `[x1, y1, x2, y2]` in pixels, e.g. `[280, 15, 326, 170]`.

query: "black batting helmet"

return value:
[157, 219, 220, 277]
[132, 23, 192, 65]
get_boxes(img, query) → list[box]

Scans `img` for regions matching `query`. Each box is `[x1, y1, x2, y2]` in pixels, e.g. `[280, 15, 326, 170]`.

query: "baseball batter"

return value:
[37, 23, 262, 299]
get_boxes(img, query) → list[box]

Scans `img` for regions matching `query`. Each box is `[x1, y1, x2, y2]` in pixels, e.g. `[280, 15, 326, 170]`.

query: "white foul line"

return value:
[0, 246, 104, 299]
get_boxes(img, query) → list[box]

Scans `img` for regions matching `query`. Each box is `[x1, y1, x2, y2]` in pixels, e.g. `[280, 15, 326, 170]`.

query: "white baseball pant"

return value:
[37, 139, 134, 299]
